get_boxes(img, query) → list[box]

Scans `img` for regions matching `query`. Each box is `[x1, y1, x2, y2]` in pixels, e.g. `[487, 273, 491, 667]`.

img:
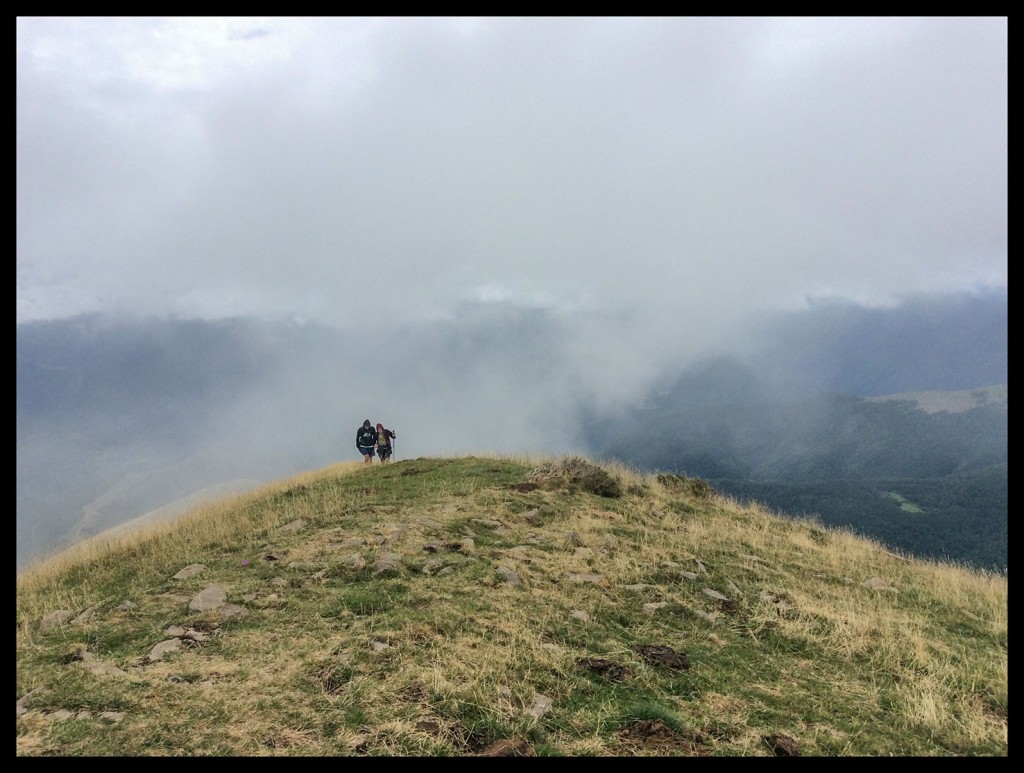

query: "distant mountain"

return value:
[739, 289, 1007, 396]
[16, 289, 1007, 570]
[16, 315, 336, 568]
[585, 385, 1007, 481]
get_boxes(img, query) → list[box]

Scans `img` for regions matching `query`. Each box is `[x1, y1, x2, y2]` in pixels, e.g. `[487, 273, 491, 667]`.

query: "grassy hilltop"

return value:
[16, 455, 1007, 757]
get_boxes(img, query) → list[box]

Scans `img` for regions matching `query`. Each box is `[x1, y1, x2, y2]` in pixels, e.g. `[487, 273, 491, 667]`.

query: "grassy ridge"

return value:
[16, 455, 1007, 756]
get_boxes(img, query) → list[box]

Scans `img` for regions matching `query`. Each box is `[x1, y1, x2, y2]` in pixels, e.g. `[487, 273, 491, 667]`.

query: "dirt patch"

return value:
[617, 719, 715, 755]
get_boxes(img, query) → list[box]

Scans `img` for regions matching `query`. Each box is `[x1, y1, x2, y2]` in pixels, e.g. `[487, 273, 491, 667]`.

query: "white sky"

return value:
[17, 17, 1007, 338]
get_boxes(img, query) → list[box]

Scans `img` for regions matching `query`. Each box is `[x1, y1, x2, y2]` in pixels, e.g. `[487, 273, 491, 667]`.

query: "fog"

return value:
[16, 18, 1007, 567]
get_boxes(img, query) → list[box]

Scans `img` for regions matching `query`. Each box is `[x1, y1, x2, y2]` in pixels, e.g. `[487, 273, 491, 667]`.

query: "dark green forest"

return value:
[708, 465, 1007, 572]
[583, 389, 1007, 572]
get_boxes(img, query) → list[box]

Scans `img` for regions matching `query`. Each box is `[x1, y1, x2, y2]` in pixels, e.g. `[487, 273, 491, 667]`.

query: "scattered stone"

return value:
[373, 552, 403, 575]
[189, 583, 227, 612]
[217, 604, 249, 620]
[343, 554, 367, 570]
[861, 577, 897, 592]
[72, 604, 101, 624]
[146, 638, 182, 663]
[17, 687, 46, 717]
[421, 558, 449, 575]
[80, 659, 128, 677]
[452, 538, 475, 554]
[522, 508, 542, 524]
[280, 519, 308, 533]
[525, 693, 552, 719]
[496, 565, 521, 586]
[38, 610, 75, 633]
[172, 564, 207, 580]
[702, 588, 729, 602]
[379, 527, 407, 544]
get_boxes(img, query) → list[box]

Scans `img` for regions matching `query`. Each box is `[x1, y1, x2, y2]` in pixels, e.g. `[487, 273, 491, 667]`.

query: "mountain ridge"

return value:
[16, 455, 1007, 756]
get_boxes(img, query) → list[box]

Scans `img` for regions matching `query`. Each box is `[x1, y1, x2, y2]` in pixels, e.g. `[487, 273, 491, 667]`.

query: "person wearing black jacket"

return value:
[356, 419, 377, 465]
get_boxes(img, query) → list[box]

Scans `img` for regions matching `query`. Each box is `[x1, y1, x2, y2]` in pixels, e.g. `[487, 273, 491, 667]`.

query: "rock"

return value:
[525, 693, 552, 719]
[146, 638, 182, 663]
[496, 565, 521, 586]
[38, 610, 75, 633]
[172, 564, 207, 580]
[189, 583, 227, 612]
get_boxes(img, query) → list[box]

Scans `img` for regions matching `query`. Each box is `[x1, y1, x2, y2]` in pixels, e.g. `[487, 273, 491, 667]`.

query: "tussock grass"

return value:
[17, 455, 1006, 756]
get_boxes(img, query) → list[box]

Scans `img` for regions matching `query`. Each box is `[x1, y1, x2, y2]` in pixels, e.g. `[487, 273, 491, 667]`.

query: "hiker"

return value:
[375, 423, 396, 463]
[356, 419, 377, 465]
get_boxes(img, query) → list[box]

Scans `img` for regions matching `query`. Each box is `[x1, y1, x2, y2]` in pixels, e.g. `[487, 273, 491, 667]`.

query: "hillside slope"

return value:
[584, 385, 1007, 570]
[16, 456, 1007, 757]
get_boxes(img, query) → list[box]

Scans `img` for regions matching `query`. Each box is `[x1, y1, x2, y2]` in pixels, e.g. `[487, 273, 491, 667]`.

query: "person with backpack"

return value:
[375, 423, 396, 463]
[356, 419, 377, 465]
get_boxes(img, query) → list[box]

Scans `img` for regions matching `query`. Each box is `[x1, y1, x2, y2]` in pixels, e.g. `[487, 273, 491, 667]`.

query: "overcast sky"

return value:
[17, 17, 1006, 327]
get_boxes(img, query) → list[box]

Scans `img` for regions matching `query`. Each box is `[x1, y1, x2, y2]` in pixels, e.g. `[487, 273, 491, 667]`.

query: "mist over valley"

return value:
[16, 289, 1007, 571]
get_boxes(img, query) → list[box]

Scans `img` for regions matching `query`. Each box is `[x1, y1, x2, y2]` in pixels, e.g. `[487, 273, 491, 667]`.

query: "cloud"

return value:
[17, 18, 1006, 330]
[16, 16, 1008, 442]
